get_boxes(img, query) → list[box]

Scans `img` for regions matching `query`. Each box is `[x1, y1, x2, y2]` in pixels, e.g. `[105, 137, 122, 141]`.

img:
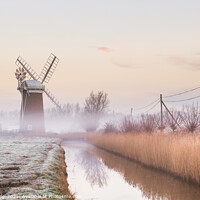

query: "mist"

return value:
[0, 110, 20, 133]
[44, 106, 124, 134]
[0, 106, 125, 134]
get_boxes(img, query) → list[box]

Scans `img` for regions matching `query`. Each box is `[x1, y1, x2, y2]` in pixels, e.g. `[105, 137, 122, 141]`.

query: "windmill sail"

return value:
[16, 56, 39, 80]
[44, 88, 62, 111]
[15, 54, 63, 113]
[39, 53, 59, 84]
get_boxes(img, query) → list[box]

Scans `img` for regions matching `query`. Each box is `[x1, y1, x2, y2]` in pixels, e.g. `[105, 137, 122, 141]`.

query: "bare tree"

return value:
[181, 103, 200, 133]
[84, 91, 109, 114]
[63, 103, 74, 116]
[45, 103, 81, 118]
[74, 103, 81, 115]
[63, 103, 81, 116]
[165, 109, 182, 132]
[140, 114, 157, 133]
[82, 91, 109, 132]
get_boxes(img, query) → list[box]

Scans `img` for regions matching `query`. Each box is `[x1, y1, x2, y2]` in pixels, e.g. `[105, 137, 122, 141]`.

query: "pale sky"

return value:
[1, 0, 200, 113]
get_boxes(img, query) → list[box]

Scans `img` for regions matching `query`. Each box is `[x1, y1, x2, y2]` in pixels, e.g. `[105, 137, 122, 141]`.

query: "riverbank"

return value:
[0, 136, 74, 200]
[87, 133, 200, 185]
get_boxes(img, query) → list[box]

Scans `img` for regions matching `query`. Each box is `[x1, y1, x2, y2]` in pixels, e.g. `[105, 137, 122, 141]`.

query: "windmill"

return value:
[15, 53, 62, 132]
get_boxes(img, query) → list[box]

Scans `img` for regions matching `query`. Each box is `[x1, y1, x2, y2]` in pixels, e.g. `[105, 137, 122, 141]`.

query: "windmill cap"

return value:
[23, 80, 44, 90]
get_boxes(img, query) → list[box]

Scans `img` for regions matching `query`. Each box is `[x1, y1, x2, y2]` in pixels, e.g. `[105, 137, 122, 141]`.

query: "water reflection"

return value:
[77, 150, 108, 187]
[63, 141, 200, 200]
[92, 147, 200, 200]
[63, 141, 148, 200]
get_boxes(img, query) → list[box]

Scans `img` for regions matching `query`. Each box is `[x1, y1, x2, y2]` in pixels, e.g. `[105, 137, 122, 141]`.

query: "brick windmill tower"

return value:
[15, 53, 62, 132]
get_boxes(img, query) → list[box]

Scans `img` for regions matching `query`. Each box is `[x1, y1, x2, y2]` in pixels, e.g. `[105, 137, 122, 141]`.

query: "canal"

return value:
[62, 140, 200, 200]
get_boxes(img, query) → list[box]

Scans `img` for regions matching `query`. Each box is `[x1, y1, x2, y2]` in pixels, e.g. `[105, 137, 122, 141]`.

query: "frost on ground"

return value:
[0, 136, 74, 200]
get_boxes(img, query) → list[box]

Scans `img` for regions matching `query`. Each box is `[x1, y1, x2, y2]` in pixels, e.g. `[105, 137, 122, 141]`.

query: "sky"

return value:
[1, 0, 200, 114]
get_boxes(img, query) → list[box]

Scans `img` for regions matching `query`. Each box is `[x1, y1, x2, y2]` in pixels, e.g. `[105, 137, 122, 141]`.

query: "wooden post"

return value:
[160, 94, 163, 130]
[162, 101, 181, 129]
[131, 108, 133, 122]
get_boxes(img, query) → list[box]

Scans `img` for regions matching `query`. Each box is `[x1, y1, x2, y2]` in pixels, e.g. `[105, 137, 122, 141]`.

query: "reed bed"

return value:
[87, 133, 200, 185]
[92, 148, 200, 200]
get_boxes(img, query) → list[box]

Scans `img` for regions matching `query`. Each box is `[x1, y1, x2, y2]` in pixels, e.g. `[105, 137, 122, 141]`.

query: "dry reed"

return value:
[87, 132, 200, 185]
[92, 148, 200, 200]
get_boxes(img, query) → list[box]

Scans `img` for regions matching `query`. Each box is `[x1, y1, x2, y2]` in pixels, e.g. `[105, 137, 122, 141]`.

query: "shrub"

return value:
[181, 103, 200, 133]
[121, 117, 141, 133]
[103, 122, 119, 134]
[140, 114, 157, 133]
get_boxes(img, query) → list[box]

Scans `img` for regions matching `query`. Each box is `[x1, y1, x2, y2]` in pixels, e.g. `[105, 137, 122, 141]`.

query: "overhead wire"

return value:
[145, 100, 160, 113]
[164, 94, 200, 103]
[163, 85, 200, 98]
[134, 98, 159, 111]
[133, 84, 200, 114]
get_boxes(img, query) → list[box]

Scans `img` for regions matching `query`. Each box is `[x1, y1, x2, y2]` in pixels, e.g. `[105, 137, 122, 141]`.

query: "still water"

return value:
[62, 141, 200, 200]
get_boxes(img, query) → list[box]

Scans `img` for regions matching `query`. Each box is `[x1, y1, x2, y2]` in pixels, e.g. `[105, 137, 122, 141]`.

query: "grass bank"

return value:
[0, 136, 75, 200]
[87, 133, 200, 185]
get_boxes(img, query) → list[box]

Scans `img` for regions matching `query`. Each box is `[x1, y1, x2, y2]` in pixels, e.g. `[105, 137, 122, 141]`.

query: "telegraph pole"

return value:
[160, 94, 163, 130]
[131, 107, 133, 122]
